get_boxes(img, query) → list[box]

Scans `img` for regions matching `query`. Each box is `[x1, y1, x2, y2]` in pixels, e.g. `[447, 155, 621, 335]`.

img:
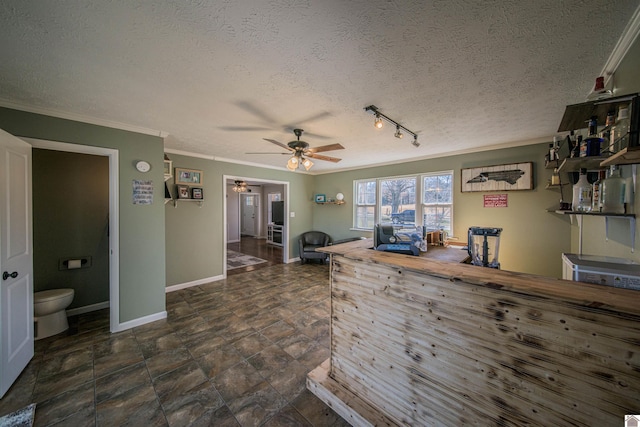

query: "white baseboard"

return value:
[166, 275, 225, 293]
[111, 311, 167, 333]
[66, 301, 110, 316]
[287, 257, 300, 264]
[228, 239, 240, 243]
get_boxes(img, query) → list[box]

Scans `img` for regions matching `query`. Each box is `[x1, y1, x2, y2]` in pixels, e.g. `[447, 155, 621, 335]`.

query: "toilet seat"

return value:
[34, 288, 74, 303]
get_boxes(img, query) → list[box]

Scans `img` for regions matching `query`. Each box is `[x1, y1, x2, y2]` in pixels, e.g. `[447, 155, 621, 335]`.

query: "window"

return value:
[422, 172, 453, 233]
[353, 171, 453, 233]
[380, 177, 416, 226]
[354, 179, 376, 229]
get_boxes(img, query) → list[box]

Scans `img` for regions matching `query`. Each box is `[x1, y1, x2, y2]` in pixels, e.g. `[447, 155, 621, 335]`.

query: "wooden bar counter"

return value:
[308, 239, 640, 426]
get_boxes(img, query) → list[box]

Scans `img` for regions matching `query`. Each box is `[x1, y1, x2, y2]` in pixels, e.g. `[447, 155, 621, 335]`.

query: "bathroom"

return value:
[32, 148, 109, 338]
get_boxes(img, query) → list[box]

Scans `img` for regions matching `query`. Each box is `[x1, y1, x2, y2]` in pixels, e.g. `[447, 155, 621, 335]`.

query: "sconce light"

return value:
[364, 105, 419, 147]
[232, 180, 248, 192]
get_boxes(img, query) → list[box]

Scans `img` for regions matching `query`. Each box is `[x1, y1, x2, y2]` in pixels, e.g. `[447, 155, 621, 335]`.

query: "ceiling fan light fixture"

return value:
[302, 157, 314, 171]
[374, 114, 383, 129]
[287, 156, 299, 171]
[233, 180, 248, 192]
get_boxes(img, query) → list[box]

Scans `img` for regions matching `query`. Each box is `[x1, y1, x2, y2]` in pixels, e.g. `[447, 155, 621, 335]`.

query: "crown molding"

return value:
[600, 4, 640, 88]
[0, 99, 168, 137]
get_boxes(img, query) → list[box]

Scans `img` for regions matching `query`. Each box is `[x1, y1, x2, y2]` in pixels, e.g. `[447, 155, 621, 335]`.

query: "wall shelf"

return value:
[600, 146, 640, 167]
[316, 200, 345, 205]
[553, 210, 636, 253]
[556, 156, 609, 173]
[173, 199, 203, 208]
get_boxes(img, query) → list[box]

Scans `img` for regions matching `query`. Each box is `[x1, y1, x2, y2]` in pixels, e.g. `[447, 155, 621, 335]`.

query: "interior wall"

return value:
[165, 154, 314, 287]
[0, 107, 166, 324]
[32, 149, 109, 309]
[312, 142, 571, 278]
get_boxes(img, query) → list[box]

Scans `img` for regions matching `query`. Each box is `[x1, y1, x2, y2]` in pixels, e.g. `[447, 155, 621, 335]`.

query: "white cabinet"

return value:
[267, 224, 283, 247]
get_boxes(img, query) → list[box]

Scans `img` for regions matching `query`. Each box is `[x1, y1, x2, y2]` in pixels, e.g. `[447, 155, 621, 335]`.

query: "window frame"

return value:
[352, 170, 454, 233]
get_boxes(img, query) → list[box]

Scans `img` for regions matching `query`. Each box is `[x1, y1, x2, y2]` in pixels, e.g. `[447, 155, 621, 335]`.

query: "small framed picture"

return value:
[191, 187, 203, 200]
[175, 167, 203, 185]
[177, 185, 190, 199]
[315, 194, 326, 203]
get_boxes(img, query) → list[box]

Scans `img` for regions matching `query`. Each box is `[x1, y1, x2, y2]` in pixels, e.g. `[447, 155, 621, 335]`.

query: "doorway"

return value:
[224, 176, 289, 277]
[22, 138, 120, 333]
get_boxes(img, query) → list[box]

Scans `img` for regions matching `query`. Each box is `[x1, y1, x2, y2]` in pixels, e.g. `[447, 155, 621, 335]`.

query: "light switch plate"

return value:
[290, 212, 295, 217]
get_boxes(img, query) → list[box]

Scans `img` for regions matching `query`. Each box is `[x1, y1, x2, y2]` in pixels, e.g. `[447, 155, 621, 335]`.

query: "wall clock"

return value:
[135, 160, 151, 173]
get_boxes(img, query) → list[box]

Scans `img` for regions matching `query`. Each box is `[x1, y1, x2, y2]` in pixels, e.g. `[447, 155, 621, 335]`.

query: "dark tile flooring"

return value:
[0, 262, 346, 426]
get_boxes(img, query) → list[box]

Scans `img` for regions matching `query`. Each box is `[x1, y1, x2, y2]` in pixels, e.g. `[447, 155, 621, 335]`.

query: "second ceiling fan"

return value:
[248, 128, 344, 171]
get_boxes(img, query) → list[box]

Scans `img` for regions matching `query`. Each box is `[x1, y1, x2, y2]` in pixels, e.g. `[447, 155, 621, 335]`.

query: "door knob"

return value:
[2, 271, 18, 280]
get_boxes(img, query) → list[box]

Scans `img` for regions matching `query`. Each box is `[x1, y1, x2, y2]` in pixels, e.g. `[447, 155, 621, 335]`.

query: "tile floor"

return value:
[0, 262, 347, 426]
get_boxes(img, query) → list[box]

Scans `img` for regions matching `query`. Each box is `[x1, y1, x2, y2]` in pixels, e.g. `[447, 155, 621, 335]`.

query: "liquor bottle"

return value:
[591, 170, 606, 212]
[610, 106, 630, 153]
[601, 165, 626, 214]
[574, 135, 583, 158]
[584, 116, 603, 157]
[551, 168, 560, 186]
[572, 168, 592, 212]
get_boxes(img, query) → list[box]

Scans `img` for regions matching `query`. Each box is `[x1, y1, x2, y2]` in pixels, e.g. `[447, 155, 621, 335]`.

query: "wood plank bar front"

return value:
[308, 239, 640, 426]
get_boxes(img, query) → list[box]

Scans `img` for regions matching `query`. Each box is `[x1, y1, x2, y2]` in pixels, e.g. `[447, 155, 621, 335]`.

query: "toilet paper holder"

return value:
[59, 256, 92, 270]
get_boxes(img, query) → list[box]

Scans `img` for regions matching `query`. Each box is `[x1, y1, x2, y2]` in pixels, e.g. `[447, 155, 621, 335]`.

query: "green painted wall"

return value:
[312, 143, 571, 278]
[32, 149, 109, 308]
[164, 154, 314, 286]
[0, 107, 166, 323]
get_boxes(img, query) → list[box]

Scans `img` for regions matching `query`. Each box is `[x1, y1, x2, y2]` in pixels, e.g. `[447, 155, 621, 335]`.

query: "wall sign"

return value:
[461, 162, 533, 192]
[133, 180, 154, 205]
[483, 194, 508, 208]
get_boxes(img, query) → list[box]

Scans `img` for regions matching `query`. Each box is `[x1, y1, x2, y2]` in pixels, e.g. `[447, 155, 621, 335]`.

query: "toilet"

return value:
[34, 289, 74, 340]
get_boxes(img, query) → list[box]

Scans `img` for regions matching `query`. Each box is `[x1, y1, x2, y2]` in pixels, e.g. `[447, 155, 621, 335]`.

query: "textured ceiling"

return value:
[0, 1, 638, 173]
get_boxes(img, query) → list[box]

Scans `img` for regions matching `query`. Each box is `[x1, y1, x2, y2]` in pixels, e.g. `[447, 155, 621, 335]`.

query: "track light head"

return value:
[412, 136, 420, 147]
[394, 125, 403, 139]
[374, 114, 383, 129]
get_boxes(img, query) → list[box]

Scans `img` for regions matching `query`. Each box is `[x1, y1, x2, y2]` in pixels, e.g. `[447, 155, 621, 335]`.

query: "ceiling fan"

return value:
[247, 128, 344, 171]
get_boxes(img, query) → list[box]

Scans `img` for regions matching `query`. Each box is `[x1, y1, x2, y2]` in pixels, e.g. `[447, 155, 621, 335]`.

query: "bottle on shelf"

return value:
[600, 165, 626, 214]
[572, 168, 592, 212]
[591, 170, 606, 212]
[551, 168, 560, 186]
[573, 134, 582, 158]
[610, 106, 630, 154]
[582, 116, 603, 157]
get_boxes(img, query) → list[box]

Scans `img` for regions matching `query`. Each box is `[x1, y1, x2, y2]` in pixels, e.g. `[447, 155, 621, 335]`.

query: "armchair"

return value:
[298, 231, 332, 264]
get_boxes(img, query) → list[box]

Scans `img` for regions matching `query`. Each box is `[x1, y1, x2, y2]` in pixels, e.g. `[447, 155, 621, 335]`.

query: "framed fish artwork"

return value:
[461, 162, 533, 192]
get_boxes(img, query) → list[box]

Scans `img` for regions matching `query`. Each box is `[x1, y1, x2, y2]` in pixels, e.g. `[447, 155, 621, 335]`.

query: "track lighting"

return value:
[374, 114, 383, 129]
[364, 105, 419, 147]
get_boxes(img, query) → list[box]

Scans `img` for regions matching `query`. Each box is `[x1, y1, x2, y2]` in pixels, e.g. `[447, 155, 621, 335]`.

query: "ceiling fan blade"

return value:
[246, 152, 290, 155]
[235, 101, 279, 124]
[282, 127, 332, 140]
[263, 138, 294, 151]
[306, 143, 345, 153]
[219, 126, 271, 132]
[306, 153, 342, 163]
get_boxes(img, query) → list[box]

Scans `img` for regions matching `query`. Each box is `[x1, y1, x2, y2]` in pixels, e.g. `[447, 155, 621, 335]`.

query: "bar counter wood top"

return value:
[311, 238, 640, 426]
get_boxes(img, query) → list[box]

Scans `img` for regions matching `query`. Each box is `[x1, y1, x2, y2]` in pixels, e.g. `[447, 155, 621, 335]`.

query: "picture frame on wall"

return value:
[315, 194, 326, 203]
[175, 167, 203, 185]
[177, 185, 190, 199]
[461, 162, 533, 192]
[191, 187, 203, 200]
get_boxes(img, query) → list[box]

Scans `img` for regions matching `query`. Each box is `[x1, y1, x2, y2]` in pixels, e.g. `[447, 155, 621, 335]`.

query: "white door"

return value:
[0, 129, 33, 398]
[241, 194, 258, 236]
